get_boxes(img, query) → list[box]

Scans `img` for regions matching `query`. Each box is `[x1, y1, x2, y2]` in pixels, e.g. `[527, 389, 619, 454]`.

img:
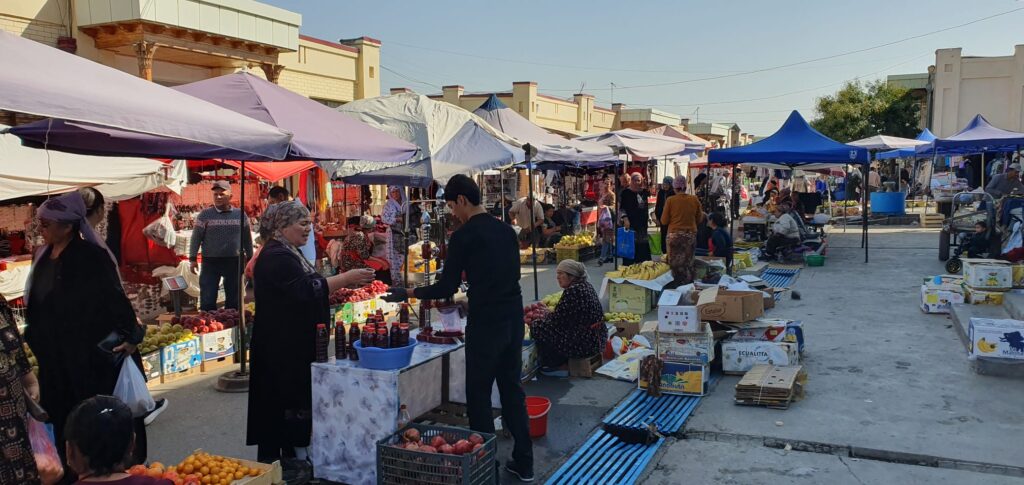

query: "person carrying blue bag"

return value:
[618, 172, 651, 265]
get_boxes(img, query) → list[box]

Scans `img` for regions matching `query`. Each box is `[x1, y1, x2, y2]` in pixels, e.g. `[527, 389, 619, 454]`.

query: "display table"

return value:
[310, 335, 463, 485]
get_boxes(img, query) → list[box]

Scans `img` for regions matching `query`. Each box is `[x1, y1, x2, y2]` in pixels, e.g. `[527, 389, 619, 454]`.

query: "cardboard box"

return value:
[697, 287, 764, 323]
[608, 282, 654, 315]
[968, 318, 1024, 360]
[762, 288, 778, 310]
[962, 258, 1012, 290]
[729, 319, 805, 353]
[657, 325, 715, 364]
[721, 340, 799, 374]
[521, 341, 539, 379]
[1014, 264, 1024, 288]
[612, 319, 643, 339]
[161, 337, 201, 374]
[141, 351, 162, 382]
[200, 328, 237, 361]
[920, 279, 965, 313]
[638, 361, 709, 396]
[963, 285, 1005, 305]
[657, 287, 701, 333]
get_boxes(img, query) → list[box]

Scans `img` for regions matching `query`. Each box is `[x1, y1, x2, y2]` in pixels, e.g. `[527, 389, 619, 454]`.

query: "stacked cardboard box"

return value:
[960, 258, 1012, 305]
[636, 287, 712, 396]
[920, 275, 965, 313]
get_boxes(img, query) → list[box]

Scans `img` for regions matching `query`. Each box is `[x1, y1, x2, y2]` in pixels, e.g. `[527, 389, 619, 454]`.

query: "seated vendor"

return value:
[985, 163, 1024, 198]
[529, 259, 605, 377]
[540, 203, 563, 247]
[764, 202, 801, 260]
[330, 215, 392, 283]
[708, 212, 734, 270]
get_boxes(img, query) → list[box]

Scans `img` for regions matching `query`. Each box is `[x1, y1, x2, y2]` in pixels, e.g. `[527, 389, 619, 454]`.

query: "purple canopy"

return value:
[13, 71, 418, 163]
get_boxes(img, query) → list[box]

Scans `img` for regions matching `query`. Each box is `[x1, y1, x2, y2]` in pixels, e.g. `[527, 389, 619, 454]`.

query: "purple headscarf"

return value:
[35, 191, 117, 267]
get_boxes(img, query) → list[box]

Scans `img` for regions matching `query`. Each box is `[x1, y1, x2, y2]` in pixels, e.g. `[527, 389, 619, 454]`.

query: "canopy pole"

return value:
[500, 169, 506, 222]
[237, 159, 249, 376]
[981, 151, 986, 190]
[614, 152, 622, 270]
[526, 145, 539, 301]
[404, 187, 410, 288]
[863, 157, 869, 263]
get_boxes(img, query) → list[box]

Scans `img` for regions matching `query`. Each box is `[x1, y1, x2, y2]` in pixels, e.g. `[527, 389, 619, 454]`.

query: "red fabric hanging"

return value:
[298, 171, 309, 205]
[118, 198, 179, 267]
[223, 160, 316, 183]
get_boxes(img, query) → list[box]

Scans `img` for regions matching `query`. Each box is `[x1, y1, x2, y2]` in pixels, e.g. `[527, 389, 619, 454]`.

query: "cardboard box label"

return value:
[697, 286, 764, 323]
[161, 337, 201, 374]
[141, 351, 162, 381]
[609, 282, 653, 314]
[1014, 265, 1024, 288]
[963, 285, 1005, 305]
[657, 326, 715, 364]
[962, 258, 1012, 290]
[968, 318, 1024, 360]
[920, 284, 964, 313]
[722, 340, 799, 374]
[657, 287, 701, 332]
[638, 361, 708, 396]
[201, 328, 237, 361]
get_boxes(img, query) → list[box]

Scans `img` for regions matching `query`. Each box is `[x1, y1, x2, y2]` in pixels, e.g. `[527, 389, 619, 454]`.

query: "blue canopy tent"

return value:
[708, 111, 872, 262]
[915, 114, 1024, 189]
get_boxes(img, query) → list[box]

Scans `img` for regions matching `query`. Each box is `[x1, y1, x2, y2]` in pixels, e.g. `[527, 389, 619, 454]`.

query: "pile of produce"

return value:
[129, 452, 264, 485]
[604, 312, 641, 323]
[617, 261, 670, 280]
[554, 233, 594, 249]
[523, 302, 551, 326]
[141, 324, 195, 353]
[329, 280, 390, 305]
[541, 291, 562, 310]
[392, 427, 486, 457]
[175, 315, 227, 336]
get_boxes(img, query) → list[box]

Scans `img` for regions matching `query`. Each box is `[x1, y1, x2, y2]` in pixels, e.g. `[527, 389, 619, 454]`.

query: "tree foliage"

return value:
[810, 80, 920, 142]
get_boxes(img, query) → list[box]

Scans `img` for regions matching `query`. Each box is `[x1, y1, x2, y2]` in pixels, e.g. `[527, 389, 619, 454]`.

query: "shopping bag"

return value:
[26, 415, 64, 485]
[649, 234, 663, 256]
[616, 227, 635, 260]
[142, 202, 177, 248]
[112, 359, 156, 417]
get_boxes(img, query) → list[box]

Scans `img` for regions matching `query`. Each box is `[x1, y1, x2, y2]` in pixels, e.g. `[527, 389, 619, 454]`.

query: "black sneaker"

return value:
[504, 461, 535, 482]
[143, 398, 168, 426]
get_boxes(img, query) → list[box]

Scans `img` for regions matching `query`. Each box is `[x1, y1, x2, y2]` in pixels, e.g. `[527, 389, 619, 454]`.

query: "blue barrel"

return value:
[870, 191, 906, 215]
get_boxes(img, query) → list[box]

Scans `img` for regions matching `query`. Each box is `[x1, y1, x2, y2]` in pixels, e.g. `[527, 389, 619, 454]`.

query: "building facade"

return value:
[410, 81, 615, 136]
[1, 0, 380, 124]
[886, 72, 930, 131]
[685, 121, 746, 148]
[615, 106, 683, 132]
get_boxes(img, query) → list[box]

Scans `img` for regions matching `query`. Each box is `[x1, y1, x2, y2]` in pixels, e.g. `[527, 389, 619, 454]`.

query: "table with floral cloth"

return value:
[310, 335, 463, 485]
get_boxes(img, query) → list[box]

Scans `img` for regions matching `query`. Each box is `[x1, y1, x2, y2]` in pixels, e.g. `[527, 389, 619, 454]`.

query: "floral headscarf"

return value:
[260, 201, 316, 274]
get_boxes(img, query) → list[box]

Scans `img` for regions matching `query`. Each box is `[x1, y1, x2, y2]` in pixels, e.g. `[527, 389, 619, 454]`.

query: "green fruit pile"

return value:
[140, 323, 195, 355]
[541, 291, 562, 310]
[604, 312, 641, 323]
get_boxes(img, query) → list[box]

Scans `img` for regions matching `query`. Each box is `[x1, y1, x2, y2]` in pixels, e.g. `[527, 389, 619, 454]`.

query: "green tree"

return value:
[811, 80, 920, 142]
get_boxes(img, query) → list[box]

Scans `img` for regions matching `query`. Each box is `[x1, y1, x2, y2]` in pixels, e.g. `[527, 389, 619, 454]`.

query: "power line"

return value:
[380, 65, 440, 89]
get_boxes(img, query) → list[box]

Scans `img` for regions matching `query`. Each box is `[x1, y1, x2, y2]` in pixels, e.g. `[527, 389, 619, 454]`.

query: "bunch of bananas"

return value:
[542, 291, 563, 310]
[555, 233, 595, 249]
[604, 312, 641, 323]
[620, 261, 670, 280]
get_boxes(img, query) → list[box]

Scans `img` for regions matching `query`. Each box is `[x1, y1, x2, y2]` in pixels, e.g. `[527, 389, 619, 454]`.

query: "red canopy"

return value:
[223, 160, 316, 182]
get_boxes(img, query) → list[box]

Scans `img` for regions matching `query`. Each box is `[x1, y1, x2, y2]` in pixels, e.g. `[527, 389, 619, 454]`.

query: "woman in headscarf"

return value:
[247, 201, 374, 463]
[330, 215, 391, 283]
[528, 259, 605, 377]
[661, 176, 704, 285]
[24, 191, 147, 480]
[381, 186, 408, 286]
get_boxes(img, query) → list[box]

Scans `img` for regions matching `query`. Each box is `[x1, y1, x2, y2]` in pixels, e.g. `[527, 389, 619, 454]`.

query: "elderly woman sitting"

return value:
[529, 259, 605, 377]
[328, 215, 391, 283]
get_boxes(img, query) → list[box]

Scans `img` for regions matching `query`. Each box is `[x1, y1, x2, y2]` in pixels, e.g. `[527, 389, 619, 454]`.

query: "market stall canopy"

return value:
[331, 93, 525, 187]
[877, 129, 936, 160]
[848, 134, 930, 150]
[707, 111, 870, 168]
[223, 160, 316, 182]
[646, 125, 713, 148]
[0, 31, 293, 161]
[915, 114, 1024, 155]
[0, 126, 184, 201]
[575, 128, 704, 158]
[472, 94, 617, 165]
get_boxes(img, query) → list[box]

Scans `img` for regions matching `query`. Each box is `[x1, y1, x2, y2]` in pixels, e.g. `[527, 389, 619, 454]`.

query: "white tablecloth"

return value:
[310, 337, 463, 485]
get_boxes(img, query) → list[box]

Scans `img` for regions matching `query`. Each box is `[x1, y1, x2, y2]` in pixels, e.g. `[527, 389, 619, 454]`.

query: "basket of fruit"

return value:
[377, 424, 496, 485]
[354, 338, 418, 370]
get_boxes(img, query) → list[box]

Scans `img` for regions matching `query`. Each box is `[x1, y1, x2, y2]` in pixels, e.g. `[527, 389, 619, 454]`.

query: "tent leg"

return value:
[863, 158, 869, 263]
[238, 159, 248, 376]
[614, 157, 620, 271]
[404, 187, 410, 288]
[528, 160, 539, 302]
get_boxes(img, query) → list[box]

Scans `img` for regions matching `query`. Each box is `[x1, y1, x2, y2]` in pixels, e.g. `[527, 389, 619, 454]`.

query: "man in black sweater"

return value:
[619, 172, 651, 265]
[383, 175, 534, 482]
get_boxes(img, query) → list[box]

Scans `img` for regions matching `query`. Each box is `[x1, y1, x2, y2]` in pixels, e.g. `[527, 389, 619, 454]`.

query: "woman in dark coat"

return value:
[529, 259, 605, 376]
[247, 201, 374, 463]
[24, 191, 146, 481]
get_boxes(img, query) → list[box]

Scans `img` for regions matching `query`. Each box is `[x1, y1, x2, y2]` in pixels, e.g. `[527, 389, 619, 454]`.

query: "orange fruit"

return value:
[201, 476, 212, 485]
[199, 466, 210, 475]
[248, 468, 260, 477]
[182, 464, 194, 474]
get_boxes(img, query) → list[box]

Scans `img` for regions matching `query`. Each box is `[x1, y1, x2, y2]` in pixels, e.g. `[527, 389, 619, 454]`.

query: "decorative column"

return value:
[260, 63, 284, 84]
[133, 41, 157, 81]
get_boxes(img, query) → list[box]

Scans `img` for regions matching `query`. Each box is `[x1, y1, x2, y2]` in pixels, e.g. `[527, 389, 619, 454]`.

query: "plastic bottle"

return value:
[399, 303, 410, 323]
[362, 324, 376, 348]
[376, 327, 390, 349]
[399, 323, 410, 347]
[315, 324, 329, 363]
[334, 322, 346, 360]
[398, 404, 411, 429]
[348, 322, 361, 351]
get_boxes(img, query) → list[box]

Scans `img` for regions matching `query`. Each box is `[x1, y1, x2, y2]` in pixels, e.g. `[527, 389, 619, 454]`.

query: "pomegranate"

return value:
[419, 445, 438, 454]
[402, 428, 421, 443]
[453, 439, 472, 455]
[430, 435, 447, 449]
[467, 433, 484, 446]
[439, 444, 455, 454]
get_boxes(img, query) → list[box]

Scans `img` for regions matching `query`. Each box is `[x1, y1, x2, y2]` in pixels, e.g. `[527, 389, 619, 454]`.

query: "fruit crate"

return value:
[377, 423, 497, 485]
[555, 245, 599, 263]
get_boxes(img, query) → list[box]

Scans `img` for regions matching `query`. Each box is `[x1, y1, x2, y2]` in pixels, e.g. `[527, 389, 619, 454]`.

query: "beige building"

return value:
[615, 106, 683, 132]
[404, 81, 616, 136]
[685, 121, 746, 148]
[1, 0, 380, 124]
[928, 46, 1024, 137]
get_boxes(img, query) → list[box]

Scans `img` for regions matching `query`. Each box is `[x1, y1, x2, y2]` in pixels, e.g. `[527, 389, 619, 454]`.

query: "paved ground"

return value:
[148, 226, 1024, 484]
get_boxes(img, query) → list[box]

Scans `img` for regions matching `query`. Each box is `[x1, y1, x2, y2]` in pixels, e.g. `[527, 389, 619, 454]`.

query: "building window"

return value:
[554, 105, 559, 114]
[299, 46, 307, 64]
[369, 66, 375, 79]
[944, 64, 952, 72]
[519, 101, 524, 113]
[311, 98, 343, 108]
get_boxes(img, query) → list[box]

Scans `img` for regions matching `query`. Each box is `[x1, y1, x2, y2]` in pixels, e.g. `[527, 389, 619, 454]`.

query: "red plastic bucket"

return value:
[526, 396, 551, 438]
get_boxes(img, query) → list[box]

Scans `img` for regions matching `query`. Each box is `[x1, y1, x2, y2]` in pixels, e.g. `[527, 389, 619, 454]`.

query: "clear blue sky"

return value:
[264, 0, 1024, 136]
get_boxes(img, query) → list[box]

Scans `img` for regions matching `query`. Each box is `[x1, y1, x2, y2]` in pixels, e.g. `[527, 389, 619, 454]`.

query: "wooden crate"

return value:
[920, 213, 945, 228]
[569, 353, 602, 378]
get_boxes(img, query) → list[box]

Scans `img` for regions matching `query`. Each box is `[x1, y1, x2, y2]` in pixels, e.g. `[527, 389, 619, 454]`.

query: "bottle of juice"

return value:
[376, 327, 390, 349]
[334, 322, 346, 360]
[348, 322, 361, 351]
[390, 320, 401, 348]
[315, 324, 329, 363]
[361, 324, 376, 348]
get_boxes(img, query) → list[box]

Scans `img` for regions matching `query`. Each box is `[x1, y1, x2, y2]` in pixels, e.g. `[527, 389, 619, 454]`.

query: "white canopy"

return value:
[575, 128, 704, 158]
[847, 134, 929, 150]
[0, 127, 183, 201]
[0, 31, 292, 160]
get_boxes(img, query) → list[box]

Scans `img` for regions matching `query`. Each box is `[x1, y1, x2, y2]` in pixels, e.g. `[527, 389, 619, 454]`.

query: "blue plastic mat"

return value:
[544, 430, 665, 485]
[602, 390, 702, 434]
[761, 266, 801, 300]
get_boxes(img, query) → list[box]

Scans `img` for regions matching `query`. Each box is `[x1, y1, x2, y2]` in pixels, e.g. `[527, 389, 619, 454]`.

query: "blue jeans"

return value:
[199, 257, 241, 310]
[600, 241, 614, 261]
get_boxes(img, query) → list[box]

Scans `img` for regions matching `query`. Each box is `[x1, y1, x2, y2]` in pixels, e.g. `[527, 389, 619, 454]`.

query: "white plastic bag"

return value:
[112, 359, 155, 417]
[143, 203, 177, 248]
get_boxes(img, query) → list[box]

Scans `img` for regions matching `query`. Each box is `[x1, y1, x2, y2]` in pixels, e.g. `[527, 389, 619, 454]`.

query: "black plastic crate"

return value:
[377, 423, 496, 485]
